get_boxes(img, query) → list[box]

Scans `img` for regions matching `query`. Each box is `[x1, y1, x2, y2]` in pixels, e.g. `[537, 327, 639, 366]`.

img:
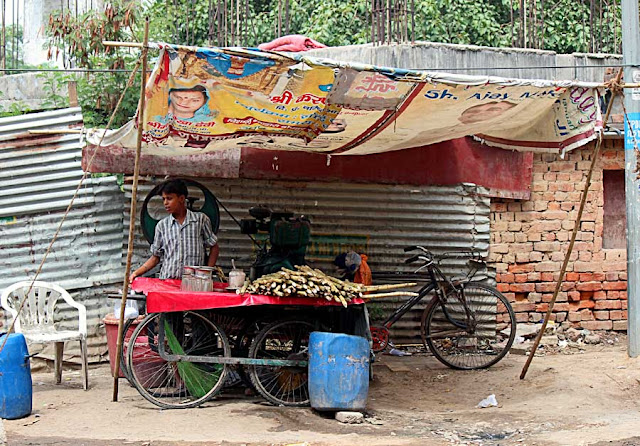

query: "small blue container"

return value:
[0, 333, 32, 419]
[309, 331, 369, 411]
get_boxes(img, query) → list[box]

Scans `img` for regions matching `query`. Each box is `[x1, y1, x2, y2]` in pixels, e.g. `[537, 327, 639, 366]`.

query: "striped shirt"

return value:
[150, 209, 217, 279]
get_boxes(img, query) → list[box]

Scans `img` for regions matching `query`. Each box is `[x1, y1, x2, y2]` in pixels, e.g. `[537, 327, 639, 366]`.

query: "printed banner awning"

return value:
[87, 43, 603, 156]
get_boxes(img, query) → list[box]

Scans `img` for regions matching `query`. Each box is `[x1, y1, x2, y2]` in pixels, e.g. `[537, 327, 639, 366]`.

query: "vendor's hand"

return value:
[129, 271, 139, 284]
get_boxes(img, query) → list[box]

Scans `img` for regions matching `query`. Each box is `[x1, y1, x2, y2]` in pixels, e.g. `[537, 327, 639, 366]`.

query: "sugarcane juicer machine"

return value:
[240, 207, 311, 280]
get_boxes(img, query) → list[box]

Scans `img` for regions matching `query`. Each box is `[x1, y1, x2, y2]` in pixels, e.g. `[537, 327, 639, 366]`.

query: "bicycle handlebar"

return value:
[404, 255, 421, 264]
[404, 245, 430, 254]
[403, 246, 486, 265]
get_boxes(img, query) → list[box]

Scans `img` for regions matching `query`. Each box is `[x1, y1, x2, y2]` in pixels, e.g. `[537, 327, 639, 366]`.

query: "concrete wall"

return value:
[307, 41, 622, 83]
[488, 139, 628, 331]
[0, 73, 48, 112]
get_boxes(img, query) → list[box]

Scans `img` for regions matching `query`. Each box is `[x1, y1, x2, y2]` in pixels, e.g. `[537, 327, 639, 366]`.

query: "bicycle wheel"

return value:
[421, 282, 516, 370]
[248, 319, 313, 407]
[127, 312, 230, 409]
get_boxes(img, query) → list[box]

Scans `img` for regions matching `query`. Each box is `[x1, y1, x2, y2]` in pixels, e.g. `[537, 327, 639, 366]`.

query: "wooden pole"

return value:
[112, 17, 149, 402]
[68, 81, 78, 107]
[520, 68, 624, 380]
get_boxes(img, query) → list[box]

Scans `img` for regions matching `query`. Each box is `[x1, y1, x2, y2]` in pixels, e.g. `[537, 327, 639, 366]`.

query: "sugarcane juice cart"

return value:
[126, 180, 372, 409]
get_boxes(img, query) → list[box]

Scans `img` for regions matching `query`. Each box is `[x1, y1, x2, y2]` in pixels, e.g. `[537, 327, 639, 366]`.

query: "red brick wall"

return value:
[489, 139, 628, 331]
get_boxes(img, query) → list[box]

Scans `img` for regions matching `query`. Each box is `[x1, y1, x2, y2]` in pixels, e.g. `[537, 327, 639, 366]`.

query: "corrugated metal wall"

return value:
[125, 178, 491, 344]
[0, 108, 125, 361]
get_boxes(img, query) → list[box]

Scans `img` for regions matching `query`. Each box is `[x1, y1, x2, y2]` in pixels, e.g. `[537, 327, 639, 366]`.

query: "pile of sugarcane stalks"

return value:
[238, 265, 418, 307]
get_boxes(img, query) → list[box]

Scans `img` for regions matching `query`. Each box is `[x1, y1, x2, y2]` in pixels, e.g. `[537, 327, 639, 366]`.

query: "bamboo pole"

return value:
[112, 17, 150, 402]
[520, 68, 624, 380]
[364, 282, 418, 291]
[362, 291, 419, 299]
[102, 40, 145, 48]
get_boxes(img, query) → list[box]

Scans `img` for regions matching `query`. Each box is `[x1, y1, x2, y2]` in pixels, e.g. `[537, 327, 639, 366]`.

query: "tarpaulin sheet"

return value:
[87, 43, 603, 156]
[131, 277, 364, 313]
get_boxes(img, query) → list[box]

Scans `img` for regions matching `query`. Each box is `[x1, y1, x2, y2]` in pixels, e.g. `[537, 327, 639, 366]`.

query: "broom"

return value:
[163, 319, 223, 399]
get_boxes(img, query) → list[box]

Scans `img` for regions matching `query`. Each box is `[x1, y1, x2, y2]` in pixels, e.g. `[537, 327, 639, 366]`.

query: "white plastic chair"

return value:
[1, 281, 88, 390]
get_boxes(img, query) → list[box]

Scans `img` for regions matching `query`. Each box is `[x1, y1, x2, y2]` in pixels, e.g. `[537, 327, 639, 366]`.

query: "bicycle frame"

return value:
[381, 282, 437, 329]
[380, 255, 477, 333]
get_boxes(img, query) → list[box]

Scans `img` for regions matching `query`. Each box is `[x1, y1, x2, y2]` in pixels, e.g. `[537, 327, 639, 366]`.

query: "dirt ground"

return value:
[5, 339, 640, 446]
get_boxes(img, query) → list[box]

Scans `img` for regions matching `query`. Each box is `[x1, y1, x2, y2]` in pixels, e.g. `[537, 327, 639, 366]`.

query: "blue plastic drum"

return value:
[308, 331, 369, 411]
[0, 333, 32, 419]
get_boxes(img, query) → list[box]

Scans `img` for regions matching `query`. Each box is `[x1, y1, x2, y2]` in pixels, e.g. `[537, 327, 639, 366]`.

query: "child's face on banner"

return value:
[170, 91, 207, 118]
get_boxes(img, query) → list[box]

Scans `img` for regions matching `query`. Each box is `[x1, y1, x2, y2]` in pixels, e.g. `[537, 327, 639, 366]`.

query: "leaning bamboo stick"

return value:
[520, 67, 624, 380]
[112, 18, 149, 403]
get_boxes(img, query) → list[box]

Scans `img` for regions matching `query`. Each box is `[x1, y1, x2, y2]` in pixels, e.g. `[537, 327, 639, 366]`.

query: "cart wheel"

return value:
[248, 319, 313, 407]
[127, 312, 230, 409]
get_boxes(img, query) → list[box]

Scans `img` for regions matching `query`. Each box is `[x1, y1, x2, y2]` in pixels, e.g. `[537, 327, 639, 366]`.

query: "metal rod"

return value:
[520, 68, 623, 380]
[410, 0, 415, 43]
[519, 0, 525, 47]
[1, 0, 5, 70]
[370, 0, 374, 44]
[112, 17, 149, 403]
[621, 0, 640, 357]
[540, 0, 545, 49]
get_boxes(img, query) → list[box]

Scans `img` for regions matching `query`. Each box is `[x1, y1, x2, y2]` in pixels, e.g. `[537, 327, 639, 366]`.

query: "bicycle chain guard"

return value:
[370, 326, 390, 353]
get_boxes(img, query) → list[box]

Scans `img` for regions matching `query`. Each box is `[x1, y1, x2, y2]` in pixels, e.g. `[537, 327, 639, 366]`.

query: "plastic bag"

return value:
[476, 394, 498, 408]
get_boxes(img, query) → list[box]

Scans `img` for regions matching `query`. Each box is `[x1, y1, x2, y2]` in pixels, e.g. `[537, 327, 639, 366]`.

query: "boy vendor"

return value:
[130, 179, 219, 282]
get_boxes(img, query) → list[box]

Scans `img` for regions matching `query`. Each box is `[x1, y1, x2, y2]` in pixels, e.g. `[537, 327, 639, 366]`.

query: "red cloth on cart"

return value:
[131, 278, 364, 313]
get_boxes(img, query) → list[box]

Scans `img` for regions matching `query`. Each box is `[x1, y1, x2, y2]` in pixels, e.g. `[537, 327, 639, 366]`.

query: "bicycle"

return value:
[369, 246, 516, 370]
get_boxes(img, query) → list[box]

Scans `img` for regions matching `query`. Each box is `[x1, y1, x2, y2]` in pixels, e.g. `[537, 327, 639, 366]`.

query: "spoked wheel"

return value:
[421, 282, 516, 370]
[248, 319, 314, 407]
[127, 312, 230, 409]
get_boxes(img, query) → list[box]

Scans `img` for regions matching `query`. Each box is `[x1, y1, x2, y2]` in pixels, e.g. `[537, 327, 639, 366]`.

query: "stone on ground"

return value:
[565, 327, 581, 342]
[335, 411, 364, 424]
[584, 334, 602, 345]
